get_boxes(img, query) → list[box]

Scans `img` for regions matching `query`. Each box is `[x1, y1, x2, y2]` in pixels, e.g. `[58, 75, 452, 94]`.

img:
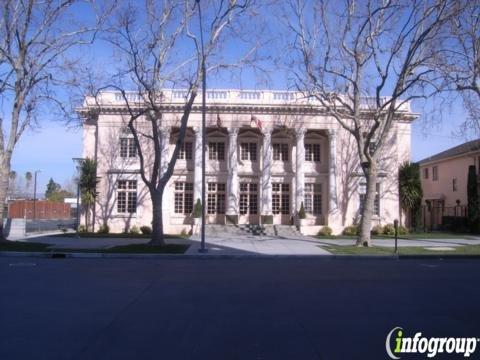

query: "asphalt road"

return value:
[1, 257, 479, 360]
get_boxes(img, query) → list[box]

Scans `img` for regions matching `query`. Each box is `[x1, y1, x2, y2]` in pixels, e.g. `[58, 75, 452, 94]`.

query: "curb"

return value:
[1, 251, 480, 260]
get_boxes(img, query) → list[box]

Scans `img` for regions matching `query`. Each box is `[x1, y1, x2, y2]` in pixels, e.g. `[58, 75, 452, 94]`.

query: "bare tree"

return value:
[0, 0, 111, 239]
[432, 1, 480, 136]
[282, 0, 457, 246]
[94, 0, 258, 246]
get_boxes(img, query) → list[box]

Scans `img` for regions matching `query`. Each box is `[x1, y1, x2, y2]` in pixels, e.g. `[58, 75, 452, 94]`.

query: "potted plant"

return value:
[298, 202, 307, 229]
[192, 199, 202, 234]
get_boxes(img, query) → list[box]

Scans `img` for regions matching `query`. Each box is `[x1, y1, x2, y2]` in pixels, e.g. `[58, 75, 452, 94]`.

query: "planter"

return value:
[192, 217, 201, 235]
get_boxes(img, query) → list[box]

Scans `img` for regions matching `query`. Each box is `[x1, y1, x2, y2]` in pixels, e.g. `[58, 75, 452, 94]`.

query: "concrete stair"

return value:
[204, 224, 304, 238]
[264, 225, 303, 238]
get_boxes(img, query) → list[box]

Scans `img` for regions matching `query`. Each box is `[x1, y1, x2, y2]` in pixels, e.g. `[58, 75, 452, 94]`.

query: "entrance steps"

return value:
[205, 224, 303, 238]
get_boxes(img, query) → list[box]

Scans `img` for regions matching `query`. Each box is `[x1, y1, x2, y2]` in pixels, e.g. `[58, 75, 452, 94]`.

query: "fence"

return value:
[8, 200, 72, 220]
[421, 205, 468, 231]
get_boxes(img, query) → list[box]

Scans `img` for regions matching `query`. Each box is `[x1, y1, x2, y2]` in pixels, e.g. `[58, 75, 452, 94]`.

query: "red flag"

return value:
[250, 115, 262, 130]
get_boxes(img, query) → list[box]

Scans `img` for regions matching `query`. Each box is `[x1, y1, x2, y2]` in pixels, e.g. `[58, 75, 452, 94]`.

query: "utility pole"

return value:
[197, 0, 208, 253]
[33, 170, 41, 220]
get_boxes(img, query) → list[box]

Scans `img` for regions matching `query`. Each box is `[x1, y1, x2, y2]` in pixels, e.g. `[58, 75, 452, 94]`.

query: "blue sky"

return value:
[8, 1, 478, 195]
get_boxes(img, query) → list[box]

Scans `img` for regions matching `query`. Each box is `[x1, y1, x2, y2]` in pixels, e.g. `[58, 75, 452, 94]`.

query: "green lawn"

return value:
[322, 244, 480, 256]
[317, 232, 477, 240]
[52, 232, 187, 239]
[0, 241, 50, 252]
[0, 240, 189, 254]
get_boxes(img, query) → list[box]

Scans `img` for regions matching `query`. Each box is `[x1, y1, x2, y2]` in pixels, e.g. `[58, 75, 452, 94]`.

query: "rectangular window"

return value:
[174, 182, 193, 214]
[208, 142, 225, 160]
[239, 183, 258, 215]
[304, 183, 322, 214]
[120, 138, 136, 158]
[452, 177, 457, 192]
[117, 180, 137, 214]
[359, 183, 380, 216]
[207, 182, 226, 214]
[432, 166, 438, 181]
[273, 143, 289, 161]
[240, 143, 257, 161]
[178, 142, 193, 160]
[305, 144, 321, 162]
[423, 168, 429, 179]
[272, 183, 290, 214]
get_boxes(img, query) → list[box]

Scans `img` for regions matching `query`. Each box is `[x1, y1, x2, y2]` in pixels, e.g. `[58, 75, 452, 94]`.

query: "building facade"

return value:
[80, 90, 415, 235]
[419, 139, 480, 229]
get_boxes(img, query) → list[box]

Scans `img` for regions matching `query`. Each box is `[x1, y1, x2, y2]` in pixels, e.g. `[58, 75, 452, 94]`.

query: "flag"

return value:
[250, 115, 262, 130]
[216, 113, 222, 128]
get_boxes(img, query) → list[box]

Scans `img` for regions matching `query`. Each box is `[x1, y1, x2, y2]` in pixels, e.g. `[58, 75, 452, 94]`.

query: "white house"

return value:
[78, 90, 416, 235]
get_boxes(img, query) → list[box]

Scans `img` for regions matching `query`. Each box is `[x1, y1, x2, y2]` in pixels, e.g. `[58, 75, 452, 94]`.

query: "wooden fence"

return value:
[8, 200, 72, 220]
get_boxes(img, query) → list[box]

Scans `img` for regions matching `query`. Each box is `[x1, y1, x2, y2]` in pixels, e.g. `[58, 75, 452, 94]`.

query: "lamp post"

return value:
[197, 0, 207, 253]
[72, 157, 85, 237]
[33, 170, 41, 220]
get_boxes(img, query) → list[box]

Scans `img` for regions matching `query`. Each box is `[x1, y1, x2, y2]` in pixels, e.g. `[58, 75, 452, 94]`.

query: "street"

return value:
[1, 257, 479, 359]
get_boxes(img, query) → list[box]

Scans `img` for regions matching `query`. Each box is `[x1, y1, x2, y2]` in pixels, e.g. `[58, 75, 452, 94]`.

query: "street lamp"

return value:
[197, 0, 208, 253]
[72, 157, 85, 237]
[33, 170, 41, 220]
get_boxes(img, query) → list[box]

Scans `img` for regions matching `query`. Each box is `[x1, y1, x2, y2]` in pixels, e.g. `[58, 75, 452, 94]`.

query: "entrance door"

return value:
[207, 182, 226, 224]
[239, 182, 259, 224]
[272, 183, 290, 224]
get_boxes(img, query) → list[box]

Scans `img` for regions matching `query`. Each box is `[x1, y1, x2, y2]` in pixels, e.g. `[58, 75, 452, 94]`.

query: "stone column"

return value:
[328, 129, 338, 212]
[295, 128, 306, 214]
[261, 128, 273, 223]
[160, 127, 171, 177]
[226, 128, 239, 223]
[193, 127, 203, 205]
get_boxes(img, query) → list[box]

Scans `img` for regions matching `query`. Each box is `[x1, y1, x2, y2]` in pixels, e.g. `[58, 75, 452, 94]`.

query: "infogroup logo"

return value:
[386, 327, 479, 359]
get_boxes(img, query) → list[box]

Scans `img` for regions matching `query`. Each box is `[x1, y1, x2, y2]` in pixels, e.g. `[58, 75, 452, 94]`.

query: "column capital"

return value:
[295, 128, 306, 138]
[261, 127, 273, 137]
[327, 128, 337, 138]
[228, 127, 239, 136]
[159, 127, 171, 137]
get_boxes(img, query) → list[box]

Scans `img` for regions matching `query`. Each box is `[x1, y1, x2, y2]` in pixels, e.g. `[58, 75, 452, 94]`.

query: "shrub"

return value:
[180, 228, 188, 237]
[193, 199, 202, 218]
[342, 225, 359, 236]
[371, 225, 384, 236]
[318, 226, 332, 236]
[97, 224, 109, 234]
[397, 226, 409, 235]
[298, 202, 306, 219]
[78, 224, 87, 233]
[129, 225, 140, 235]
[383, 223, 395, 236]
[140, 225, 152, 235]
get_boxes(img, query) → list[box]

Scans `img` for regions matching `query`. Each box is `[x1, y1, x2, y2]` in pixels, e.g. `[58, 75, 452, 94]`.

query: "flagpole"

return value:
[197, 0, 207, 253]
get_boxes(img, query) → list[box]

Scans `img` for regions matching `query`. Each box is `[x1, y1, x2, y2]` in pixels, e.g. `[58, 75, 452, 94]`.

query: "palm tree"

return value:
[25, 172, 32, 197]
[399, 162, 423, 230]
[8, 171, 17, 197]
[79, 158, 99, 232]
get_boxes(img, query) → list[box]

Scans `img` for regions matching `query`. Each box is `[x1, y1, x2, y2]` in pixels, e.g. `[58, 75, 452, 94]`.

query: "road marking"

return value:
[9, 262, 37, 267]
[419, 264, 438, 268]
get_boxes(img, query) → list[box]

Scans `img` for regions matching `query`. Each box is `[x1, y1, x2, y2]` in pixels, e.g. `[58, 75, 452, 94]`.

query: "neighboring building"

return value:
[78, 90, 416, 235]
[418, 139, 480, 229]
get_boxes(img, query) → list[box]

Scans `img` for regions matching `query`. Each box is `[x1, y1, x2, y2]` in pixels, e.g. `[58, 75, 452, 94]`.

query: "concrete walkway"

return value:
[187, 234, 331, 255]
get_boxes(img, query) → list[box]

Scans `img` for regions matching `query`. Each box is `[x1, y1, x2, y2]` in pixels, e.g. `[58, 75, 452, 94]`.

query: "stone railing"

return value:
[85, 90, 411, 112]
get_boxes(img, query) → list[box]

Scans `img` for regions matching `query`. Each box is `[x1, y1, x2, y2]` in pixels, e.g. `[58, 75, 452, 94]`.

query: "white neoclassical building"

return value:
[79, 90, 416, 235]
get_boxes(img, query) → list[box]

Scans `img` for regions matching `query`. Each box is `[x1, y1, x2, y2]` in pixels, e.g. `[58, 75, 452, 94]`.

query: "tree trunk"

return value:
[0, 157, 11, 240]
[357, 163, 377, 247]
[150, 192, 165, 246]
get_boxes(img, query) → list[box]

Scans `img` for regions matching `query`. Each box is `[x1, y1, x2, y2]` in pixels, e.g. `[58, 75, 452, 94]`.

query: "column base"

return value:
[225, 214, 238, 225]
[261, 215, 274, 224]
